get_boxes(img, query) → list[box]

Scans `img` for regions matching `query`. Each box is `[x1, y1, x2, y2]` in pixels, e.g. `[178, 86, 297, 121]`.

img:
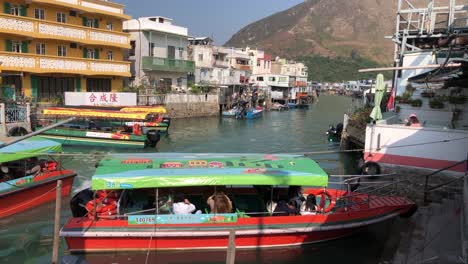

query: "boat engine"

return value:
[70, 188, 94, 217]
[326, 123, 343, 142]
[146, 130, 161, 148]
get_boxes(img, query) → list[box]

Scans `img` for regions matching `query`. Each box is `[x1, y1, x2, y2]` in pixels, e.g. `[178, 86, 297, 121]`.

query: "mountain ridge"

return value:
[225, 0, 397, 64]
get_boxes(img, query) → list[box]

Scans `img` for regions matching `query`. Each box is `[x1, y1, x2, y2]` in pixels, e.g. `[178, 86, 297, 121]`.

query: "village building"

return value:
[0, 0, 131, 102]
[124, 16, 194, 91]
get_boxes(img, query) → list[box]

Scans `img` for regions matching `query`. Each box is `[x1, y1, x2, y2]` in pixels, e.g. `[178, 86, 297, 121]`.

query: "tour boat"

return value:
[60, 153, 416, 252]
[0, 137, 77, 218]
[38, 107, 166, 148]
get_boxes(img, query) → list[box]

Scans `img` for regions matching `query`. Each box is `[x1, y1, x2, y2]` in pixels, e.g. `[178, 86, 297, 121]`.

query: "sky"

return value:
[117, 0, 304, 45]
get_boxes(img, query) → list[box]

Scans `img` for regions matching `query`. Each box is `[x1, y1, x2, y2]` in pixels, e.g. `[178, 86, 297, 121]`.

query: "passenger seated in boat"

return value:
[172, 193, 196, 214]
[300, 195, 318, 215]
[207, 192, 232, 213]
[273, 200, 299, 216]
[25, 158, 41, 176]
[288, 186, 305, 210]
[0, 165, 12, 182]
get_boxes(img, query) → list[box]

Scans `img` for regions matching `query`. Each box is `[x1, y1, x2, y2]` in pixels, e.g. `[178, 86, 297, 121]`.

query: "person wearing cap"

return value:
[406, 113, 421, 127]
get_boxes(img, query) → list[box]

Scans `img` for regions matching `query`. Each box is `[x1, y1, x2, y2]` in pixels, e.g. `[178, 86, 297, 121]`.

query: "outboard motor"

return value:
[146, 130, 161, 148]
[70, 189, 94, 217]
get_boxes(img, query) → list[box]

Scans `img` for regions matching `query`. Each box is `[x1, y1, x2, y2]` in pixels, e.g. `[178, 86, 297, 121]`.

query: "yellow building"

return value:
[0, 0, 131, 102]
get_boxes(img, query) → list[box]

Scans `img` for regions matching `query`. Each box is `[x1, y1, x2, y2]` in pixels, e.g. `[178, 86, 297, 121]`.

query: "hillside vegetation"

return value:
[301, 55, 393, 82]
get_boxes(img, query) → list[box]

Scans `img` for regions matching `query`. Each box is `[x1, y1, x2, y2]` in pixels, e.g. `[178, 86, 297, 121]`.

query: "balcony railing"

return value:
[0, 51, 130, 77]
[31, 0, 131, 20]
[213, 60, 230, 68]
[0, 13, 130, 48]
[142, 57, 195, 73]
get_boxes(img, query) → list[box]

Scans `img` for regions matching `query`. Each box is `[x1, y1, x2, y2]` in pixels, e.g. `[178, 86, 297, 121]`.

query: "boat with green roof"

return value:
[61, 153, 416, 252]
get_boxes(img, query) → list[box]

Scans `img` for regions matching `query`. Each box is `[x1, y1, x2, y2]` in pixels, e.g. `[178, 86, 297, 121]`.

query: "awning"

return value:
[0, 137, 62, 163]
[91, 153, 329, 190]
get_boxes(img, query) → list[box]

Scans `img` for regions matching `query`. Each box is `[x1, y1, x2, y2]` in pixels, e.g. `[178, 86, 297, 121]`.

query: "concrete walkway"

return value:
[393, 194, 465, 264]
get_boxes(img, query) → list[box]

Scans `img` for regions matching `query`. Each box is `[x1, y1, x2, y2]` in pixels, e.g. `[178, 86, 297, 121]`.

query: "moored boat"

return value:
[271, 103, 289, 111]
[38, 107, 165, 148]
[245, 108, 263, 119]
[0, 137, 77, 218]
[222, 107, 240, 118]
[60, 153, 415, 252]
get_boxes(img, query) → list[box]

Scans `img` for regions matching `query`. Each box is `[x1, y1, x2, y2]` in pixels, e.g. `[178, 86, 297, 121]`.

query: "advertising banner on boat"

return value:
[128, 214, 238, 225]
[65, 92, 137, 106]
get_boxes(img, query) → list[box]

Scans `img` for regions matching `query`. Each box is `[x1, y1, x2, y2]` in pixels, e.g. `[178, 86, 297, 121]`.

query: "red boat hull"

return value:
[61, 189, 415, 252]
[0, 170, 76, 218]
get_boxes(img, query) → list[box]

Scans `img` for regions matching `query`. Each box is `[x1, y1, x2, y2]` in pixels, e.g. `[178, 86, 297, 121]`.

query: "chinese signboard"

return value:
[64, 92, 137, 106]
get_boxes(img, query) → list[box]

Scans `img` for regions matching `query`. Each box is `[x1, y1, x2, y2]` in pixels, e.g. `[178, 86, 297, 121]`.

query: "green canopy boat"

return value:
[91, 153, 328, 190]
[0, 136, 62, 163]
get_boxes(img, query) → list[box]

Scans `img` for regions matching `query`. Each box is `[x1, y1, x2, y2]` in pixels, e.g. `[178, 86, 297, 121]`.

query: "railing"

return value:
[31, 0, 130, 19]
[4, 103, 28, 123]
[142, 57, 195, 73]
[423, 157, 468, 204]
[0, 51, 131, 77]
[213, 60, 230, 68]
[0, 13, 130, 48]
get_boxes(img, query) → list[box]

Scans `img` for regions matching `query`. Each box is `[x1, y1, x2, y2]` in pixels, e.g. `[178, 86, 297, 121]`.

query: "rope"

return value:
[0, 185, 58, 215]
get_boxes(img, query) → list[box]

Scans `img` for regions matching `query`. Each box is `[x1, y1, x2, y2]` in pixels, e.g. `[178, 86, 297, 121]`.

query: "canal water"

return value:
[0, 95, 402, 264]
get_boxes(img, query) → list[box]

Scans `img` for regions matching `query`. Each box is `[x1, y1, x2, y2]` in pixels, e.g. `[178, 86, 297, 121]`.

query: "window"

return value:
[129, 41, 136, 56]
[57, 45, 67, 56]
[87, 19, 95, 28]
[256, 76, 264, 81]
[11, 41, 22, 53]
[158, 17, 164, 23]
[257, 60, 261, 67]
[10, 5, 20, 16]
[87, 48, 96, 59]
[106, 22, 113, 30]
[106, 50, 113, 60]
[34, 8, 45, 20]
[198, 53, 203, 61]
[178, 47, 184, 58]
[56, 12, 66, 23]
[35, 43, 46, 55]
[268, 77, 276, 82]
[69, 10, 77, 17]
[149, 42, 155, 57]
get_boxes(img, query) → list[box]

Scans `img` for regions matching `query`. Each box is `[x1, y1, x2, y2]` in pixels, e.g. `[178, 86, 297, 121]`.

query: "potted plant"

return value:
[448, 95, 466, 105]
[429, 97, 445, 109]
[410, 99, 423, 107]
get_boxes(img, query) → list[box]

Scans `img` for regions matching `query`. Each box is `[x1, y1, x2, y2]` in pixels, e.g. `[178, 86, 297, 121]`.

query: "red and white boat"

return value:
[0, 137, 77, 218]
[60, 153, 415, 252]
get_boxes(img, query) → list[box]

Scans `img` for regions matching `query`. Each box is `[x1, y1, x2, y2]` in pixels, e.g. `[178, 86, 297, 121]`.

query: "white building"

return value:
[188, 38, 250, 88]
[124, 16, 194, 91]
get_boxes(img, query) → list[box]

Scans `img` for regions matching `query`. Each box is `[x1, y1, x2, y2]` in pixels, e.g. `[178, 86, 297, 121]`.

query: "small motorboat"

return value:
[245, 108, 263, 119]
[326, 123, 343, 142]
[222, 107, 240, 117]
[271, 103, 289, 111]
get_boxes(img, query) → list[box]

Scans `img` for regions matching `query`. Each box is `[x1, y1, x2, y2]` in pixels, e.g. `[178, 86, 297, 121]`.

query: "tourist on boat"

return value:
[0, 165, 12, 182]
[300, 195, 318, 215]
[288, 186, 305, 210]
[172, 193, 196, 214]
[273, 199, 299, 216]
[207, 192, 232, 213]
[405, 113, 421, 127]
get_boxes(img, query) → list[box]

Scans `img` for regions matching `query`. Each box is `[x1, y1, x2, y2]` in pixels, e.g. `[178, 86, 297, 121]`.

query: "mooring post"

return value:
[52, 180, 62, 264]
[226, 229, 236, 264]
